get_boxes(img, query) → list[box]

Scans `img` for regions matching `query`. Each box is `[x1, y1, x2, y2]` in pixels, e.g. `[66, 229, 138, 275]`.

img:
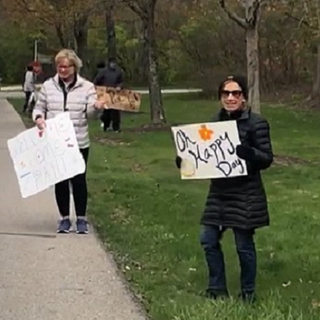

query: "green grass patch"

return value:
[9, 95, 320, 319]
[10, 99, 34, 128]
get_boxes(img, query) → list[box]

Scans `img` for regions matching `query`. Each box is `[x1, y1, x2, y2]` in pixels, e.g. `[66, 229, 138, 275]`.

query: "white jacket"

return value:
[23, 71, 35, 92]
[32, 74, 98, 149]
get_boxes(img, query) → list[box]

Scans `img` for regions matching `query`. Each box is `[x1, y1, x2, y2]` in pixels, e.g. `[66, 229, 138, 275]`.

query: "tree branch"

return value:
[128, 2, 141, 15]
[285, 12, 319, 31]
[13, 0, 37, 14]
[219, 0, 247, 29]
[124, 0, 148, 19]
[120, 0, 140, 14]
[246, 0, 261, 27]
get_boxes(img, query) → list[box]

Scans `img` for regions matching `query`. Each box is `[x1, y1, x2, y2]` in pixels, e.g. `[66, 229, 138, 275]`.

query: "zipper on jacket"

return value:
[62, 87, 68, 111]
[58, 75, 77, 112]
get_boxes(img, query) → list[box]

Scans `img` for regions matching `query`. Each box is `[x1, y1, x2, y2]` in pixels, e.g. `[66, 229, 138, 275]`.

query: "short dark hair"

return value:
[108, 57, 116, 63]
[218, 75, 248, 100]
[27, 65, 34, 71]
[96, 61, 106, 69]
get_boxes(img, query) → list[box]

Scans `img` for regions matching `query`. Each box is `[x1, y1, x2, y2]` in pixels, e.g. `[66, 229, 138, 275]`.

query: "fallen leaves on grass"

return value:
[274, 155, 310, 166]
[94, 137, 131, 146]
[111, 206, 131, 225]
[131, 163, 147, 172]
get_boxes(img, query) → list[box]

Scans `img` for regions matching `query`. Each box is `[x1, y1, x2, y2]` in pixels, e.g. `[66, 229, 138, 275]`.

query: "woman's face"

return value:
[220, 81, 244, 112]
[56, 58, 75, 80]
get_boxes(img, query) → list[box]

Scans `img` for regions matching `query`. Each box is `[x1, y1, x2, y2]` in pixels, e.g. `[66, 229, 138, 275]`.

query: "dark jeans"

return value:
[23, 91, 32, 112]
[54, 148, 89, 218]
[200, 225, 256, 295]
[101, 108, 121, 131]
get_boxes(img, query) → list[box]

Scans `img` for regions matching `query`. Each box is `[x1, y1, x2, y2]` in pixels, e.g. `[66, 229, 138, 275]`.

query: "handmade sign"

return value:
[7, 113, 86, 198]
[171, 121, 247, 180]
[96, 86, 141, 112]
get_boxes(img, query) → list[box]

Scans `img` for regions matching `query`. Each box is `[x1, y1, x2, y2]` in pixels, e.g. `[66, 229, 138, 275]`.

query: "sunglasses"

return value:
[220, 90, 242, 99]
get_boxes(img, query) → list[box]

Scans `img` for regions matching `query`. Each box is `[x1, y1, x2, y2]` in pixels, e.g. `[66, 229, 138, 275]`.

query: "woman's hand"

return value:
[35, 117, 46, 130]
[94, 100, 107, 109]
[236, 145, 255, 161]
[175, 156, 182, 169]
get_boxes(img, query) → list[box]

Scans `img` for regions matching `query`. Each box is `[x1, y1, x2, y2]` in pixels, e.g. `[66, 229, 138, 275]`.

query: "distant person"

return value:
[175, 75, 274, 302]
[94, 61, 107, 128]
[93, 57, 124, 132]
[32, 49, 105, 234]
[23, 65, 35, 112]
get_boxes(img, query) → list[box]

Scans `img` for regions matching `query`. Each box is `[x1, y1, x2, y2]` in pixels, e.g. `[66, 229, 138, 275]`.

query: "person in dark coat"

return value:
[93, 57, 124, 132]
[175, 75, 273, 302]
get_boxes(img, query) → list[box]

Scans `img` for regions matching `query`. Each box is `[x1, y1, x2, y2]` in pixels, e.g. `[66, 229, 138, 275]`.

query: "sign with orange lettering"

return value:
[171, 121, 247, 179]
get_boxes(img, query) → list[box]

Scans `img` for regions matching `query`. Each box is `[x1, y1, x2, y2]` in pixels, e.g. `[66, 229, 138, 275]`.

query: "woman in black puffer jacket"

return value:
[175, 75, 273, 302]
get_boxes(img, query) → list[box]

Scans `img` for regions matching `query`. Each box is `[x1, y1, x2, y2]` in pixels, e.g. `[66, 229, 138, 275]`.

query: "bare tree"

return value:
[8, 0, 103, 76]
[219, 0, 262, 113]
[285, 0, 320, 107]
[123, 0, 166, 124]
[105, 0, 117, 59]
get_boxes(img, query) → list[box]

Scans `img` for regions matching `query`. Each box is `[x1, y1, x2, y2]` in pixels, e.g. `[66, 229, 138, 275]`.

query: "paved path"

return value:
[0, 99, 145, 319]
[0, 85, 202, 99]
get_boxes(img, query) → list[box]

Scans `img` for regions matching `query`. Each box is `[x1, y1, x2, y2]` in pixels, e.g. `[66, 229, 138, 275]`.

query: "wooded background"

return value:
[0, 0, 319, 117]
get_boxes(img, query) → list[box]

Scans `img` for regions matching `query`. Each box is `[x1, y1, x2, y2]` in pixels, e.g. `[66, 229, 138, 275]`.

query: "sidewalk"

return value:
[0, 99, 145, 319]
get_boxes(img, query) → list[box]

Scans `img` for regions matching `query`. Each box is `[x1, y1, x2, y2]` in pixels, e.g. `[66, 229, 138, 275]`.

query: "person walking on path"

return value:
[93, 57, 124, 132]
[32, 49, 105, 234]
[175, 75, 274, 302]
[23, 65, 35, 113]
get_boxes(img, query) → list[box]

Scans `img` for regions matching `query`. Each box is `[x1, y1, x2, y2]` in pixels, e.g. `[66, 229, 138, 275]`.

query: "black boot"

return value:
[239, 291, 256, 303]
[204, 289, 229, 300]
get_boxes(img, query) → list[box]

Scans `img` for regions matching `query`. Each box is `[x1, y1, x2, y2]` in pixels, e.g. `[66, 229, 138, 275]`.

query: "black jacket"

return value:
[93, 66, 123, 88]
[201, 108, 273, 230]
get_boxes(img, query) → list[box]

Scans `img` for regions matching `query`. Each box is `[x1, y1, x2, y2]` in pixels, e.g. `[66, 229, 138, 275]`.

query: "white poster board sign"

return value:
[7, 113, 86, 198]
[171, 121, 247, 180]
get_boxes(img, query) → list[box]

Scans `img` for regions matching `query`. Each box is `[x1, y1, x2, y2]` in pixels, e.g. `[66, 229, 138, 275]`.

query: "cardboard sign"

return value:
[96, 86, 141, 112]
[171, 121, 247, 180]
[7, 113, 86, 198]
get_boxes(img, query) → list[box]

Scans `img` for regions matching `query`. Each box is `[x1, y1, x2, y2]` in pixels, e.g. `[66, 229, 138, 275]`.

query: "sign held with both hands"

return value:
[171, 121, 248, 180]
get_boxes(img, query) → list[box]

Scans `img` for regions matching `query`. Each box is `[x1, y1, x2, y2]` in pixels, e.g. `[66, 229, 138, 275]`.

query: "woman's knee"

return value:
[200, 225, 223, 249]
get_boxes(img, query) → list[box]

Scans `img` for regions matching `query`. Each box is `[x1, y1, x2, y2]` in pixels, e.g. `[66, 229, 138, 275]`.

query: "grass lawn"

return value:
[9, 95, 320, 319]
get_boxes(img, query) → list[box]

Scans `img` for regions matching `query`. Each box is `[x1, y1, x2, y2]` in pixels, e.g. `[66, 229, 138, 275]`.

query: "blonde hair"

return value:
[55, 49, 83, 72]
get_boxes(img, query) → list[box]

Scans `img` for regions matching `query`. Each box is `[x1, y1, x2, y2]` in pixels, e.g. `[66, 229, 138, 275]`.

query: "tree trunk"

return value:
[311, 41, 320, 106]
[55, 24, 66, 47]
[139, 23, 148, 83]
[105, 1, 116, 59]
[74, 18, 88, 77]
[246, 26, 260, 113]
[144, 2, 166, 124]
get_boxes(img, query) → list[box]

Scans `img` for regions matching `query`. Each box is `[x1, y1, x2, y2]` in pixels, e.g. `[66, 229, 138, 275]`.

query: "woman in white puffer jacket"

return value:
[33, 49, 105, 234]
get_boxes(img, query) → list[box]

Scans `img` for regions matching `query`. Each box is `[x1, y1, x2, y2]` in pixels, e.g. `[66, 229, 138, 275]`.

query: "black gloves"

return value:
[175, 156, 182, 169]
[236, 145, 255, 161]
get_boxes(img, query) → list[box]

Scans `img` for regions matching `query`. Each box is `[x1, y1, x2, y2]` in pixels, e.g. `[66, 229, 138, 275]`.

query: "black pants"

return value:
[55, 148, 89, 218]
[200, 225, 256, 295]
[23, 91, 32, 112]
[101, 109, 121, 131]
